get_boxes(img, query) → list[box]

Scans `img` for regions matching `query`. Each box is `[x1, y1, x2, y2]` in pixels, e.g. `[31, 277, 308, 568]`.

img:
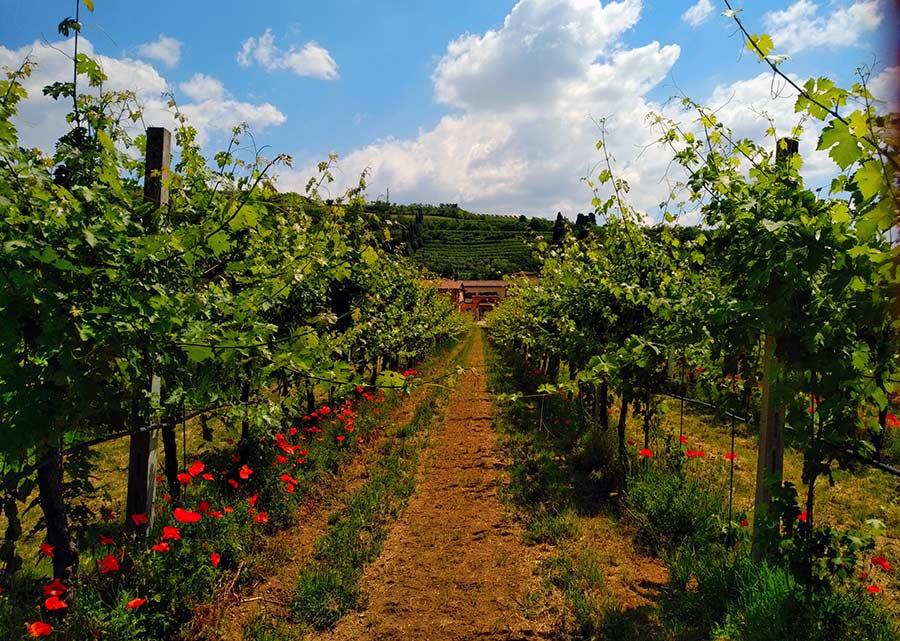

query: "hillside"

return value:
[366, 201, 558, 279]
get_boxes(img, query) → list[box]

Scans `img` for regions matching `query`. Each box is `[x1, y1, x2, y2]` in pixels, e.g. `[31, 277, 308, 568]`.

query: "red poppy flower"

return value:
[289, 427, 298, 435]
[627, 439, 635, 446]
[126, 598, 147, 609]
[228, 479, 239, 488]
[724, 452, 736, 460]
[867, 585, 882, 593]
[248, 494, 258, 508]
[239, 465, 253, 480]
[211, 552, 220, 568]
[209, 510, 224, 519]
[202, 473, 214, 481]
[639, 448, 653, 457]
[886, 413, 899, 428]
[162, 494, 172, 502]
[98, 553, 119, 574]
[679, 435, 688, 444]
[131, 513, 148, 526]
[26, 621, 53, 637]
[275, 455, 288, 465]
[188, 460, 205, 477]
[231, 454, 241, 463]
[697, 450, 706, 457]
[42, 579, 67, 596]
[740, 519, 749, 527]
[177, 472, 192, 485]
[225, 438, 235, 445]
[151, 542, 170, 553]
[198, 501, 210, 514]
[797, 511, 808, 522]
[254, 512, 268, 523]
[696, 366, 705, 373]
[39, 543, 54, 557]
[860, 571, 869, 579]
[373, 409, 380, 414]
[224, 507, 234, 513]
[320, 406, 331, 415]
[336, 435, 345, 442]
[286, 484, 295, 493]
[173, 507, 201, 523]
[162, 526, 181, 541]
[871, 556, 891, 572]
[44, 596, 67, 610]
[685, 449, 697, 458]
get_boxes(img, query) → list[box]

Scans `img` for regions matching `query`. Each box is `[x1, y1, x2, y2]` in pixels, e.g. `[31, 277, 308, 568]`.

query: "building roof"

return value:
[437, 279, 463, 290]
[461, 280, 508, 288]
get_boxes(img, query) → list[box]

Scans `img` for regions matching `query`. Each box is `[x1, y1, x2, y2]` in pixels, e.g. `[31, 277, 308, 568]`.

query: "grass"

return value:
[627, 401, 900, 620]
[485, 341, 900, 641]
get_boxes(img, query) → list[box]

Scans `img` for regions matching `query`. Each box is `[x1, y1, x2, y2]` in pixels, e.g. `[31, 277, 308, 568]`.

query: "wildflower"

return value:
[151, 542, 170, 553]
[740, 519, 749, 527]
[44, 596, 67, 610]
[797, 511, 808, 522]
[126, 598, 147, 609]
[254, 512, 268, 523]
[26, 622, 53, 637]
[173, 507, 202, 523]
[871, 556, 891, 572]
[679, 434, 688, 444]
[211, 552, 220, 568]
[886, 413, 899, 428]
[42, 579, 67, 596]
[686, 449, 697, 458]
[860, 572, 869, 580]
[248, 494, 258, 508]
[162, 526, 181, 541]
[724, 452, 736, 460]
[337, 435, 345, 442]
[98, 553, 119, 574]
[228, 479, 239, 488]
[639, 448, 653, 457]
[131, 513, 148, 526]
[202, 473, 214, 481]
[867, 585, 882, 593]
[39, 543, 54, 557]
[275, 455, 289, 465]
[239, 465, 253, 480]
[177, 473, 192, 485]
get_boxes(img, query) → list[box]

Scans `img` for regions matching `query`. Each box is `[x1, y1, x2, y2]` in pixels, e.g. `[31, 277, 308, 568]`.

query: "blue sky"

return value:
[2, 0, 897, 218]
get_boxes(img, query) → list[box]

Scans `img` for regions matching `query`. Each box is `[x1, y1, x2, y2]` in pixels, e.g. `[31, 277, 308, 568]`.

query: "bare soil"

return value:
[309, 330, 556, 641]
[186, 339, 468, 641]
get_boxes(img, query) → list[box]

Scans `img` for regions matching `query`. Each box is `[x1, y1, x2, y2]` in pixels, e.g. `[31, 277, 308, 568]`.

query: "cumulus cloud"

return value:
[681, 0, 715, 27]
[237, 29, 338, 79]
[763, 0, 883, 54]
[135, 34, 182, 67]
[180, 73, 226, 102]
[0, 38, 286, 152]
[278, 0, 679, 217]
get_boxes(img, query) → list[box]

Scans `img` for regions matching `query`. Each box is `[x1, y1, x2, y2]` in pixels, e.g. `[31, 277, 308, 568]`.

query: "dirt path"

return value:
[313, 329, 554, 641]
[187, 339, 469, 641]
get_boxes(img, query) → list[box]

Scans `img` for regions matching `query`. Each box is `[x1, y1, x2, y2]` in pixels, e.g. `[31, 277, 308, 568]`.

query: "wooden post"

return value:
[751, 137, 796, 560]
[125, 127, 170, 533]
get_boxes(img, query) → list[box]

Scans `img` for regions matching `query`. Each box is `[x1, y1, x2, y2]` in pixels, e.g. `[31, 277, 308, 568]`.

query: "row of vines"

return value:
[0, 4, 468, 639]
[486, 9, 898, 640]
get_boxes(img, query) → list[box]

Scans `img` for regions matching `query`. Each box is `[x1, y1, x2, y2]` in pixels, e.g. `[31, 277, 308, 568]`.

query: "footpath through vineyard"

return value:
[312, 329, 555, 641]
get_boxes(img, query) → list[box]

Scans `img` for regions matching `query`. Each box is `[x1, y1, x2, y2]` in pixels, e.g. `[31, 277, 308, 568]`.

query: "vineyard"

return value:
[2, 1, 899, 641]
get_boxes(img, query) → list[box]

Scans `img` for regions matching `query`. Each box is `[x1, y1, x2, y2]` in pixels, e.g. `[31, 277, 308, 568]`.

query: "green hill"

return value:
[365, 202, 557, 279]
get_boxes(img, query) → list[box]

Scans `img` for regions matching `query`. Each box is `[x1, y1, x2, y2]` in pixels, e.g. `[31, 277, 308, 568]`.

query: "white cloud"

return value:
[180, 73, 226, 102]
[277, 0, 679, 218]
[135, 34, 182, 67]
[868, 65, 899, 111]
[681, 0, 715, 27]
[763, 0, 883, 54]
[237, 29, 338, 79]
[1, 38, 286, 152]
